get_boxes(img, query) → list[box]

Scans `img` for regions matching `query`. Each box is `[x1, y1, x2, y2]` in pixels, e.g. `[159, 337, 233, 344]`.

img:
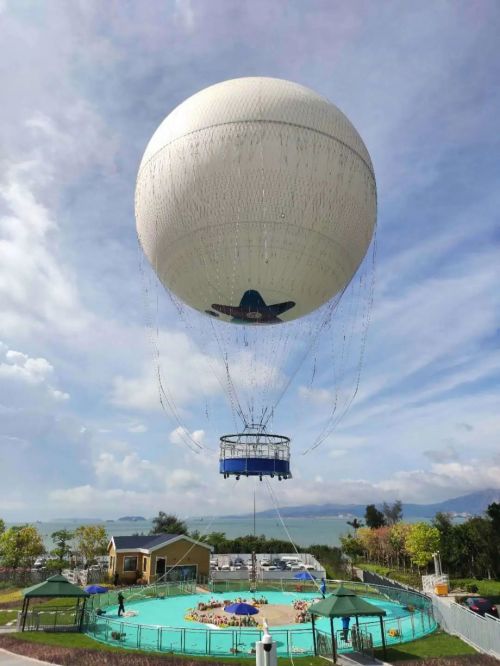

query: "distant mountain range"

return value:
[241, 489, 500, 520]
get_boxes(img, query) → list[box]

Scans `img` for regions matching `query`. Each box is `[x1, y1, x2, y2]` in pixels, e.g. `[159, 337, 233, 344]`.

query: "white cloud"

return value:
[298, 386, 334, 405]
[0, 164, 92, 341]
[94, 451, 160, 485]
[0, 343, 69, 404]
[127, 422, 148, 434]
[169, 426, 206, 448]
[174, 0, 196, 33]
[168, 468, 201, 489]
[110, 331, 222, 411]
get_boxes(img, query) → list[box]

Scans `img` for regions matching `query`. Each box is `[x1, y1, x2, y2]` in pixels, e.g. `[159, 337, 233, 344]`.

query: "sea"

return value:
[8, 514, 438, 552]
[9, 516, 358, 551]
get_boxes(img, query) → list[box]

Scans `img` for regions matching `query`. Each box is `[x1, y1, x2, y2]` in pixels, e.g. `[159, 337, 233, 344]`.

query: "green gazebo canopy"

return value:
[23, 574, 89, 598]
[309, 585, 386, 618]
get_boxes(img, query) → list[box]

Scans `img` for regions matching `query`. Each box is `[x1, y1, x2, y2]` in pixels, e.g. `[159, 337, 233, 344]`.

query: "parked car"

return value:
[463, 597, 499, 618]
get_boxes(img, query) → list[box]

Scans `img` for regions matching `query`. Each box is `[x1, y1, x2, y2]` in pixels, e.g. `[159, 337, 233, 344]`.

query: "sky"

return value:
[1, 0, 499, 522]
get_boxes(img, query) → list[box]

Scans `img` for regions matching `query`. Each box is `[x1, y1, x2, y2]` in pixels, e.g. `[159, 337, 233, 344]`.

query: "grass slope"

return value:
[375, 631, 476, 662]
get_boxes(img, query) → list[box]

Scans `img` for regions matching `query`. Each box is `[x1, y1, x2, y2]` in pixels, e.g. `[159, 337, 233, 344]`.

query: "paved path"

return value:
[338, 651, 390, 666]
[0, 649, 56, 666]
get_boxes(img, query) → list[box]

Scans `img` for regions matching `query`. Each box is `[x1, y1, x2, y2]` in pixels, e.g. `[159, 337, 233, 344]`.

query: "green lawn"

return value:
[358, 563, 421, 589]
[375, 631, 476, 662]
[8, 628, 479, 665]
[449, 579, 500, 603]
[5, 632, 324, 665]
[358, 564, 500, 602]
[0, 595, 80, 625]
[0, 609, 18, 625]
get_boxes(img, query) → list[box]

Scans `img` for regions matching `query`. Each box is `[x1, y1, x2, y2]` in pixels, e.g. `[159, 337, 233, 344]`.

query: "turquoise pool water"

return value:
[88, 589, 436, 656]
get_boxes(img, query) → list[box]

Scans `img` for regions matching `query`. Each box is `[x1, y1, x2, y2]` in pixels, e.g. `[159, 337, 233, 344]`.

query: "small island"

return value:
[117, 516, 147, 522]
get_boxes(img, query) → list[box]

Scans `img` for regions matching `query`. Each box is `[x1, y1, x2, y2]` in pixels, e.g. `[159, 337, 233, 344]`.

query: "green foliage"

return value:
[0, 518, 5, 535]
[340, 533, 364, 561]
[307, 544, 344, 578]
[0, 525, 44, 569]
[357, 562, 421, 588]
[364, 504, 385, 529]
[74, 525, 108, 566]
[150, 512, 188, 535]
[404, 522, 440, 568]
[50, 529, 74, 573]
[433, 509, 500, 579]
[188, 530, 207, 542]
[382, 500, 403, 526]
[449, 578, 500, 602]
[486, 502, 500, 532]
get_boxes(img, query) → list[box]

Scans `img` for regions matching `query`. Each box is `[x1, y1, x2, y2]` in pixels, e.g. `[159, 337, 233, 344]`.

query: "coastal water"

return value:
[11, 516, 357, 551]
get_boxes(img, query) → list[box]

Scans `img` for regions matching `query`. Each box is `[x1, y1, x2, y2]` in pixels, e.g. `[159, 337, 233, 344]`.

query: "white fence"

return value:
[422, 574, 449, 594]
[432, 595, 500, 659]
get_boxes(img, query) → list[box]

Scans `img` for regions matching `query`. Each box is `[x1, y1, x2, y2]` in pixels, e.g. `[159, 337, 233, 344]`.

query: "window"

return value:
[110, 556, 114, 571]
[123, 556, 138, 572]
[143, 557, 147, 571]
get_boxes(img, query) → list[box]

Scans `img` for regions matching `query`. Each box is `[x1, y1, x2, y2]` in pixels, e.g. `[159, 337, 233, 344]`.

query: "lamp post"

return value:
[256, 618, 277, 666]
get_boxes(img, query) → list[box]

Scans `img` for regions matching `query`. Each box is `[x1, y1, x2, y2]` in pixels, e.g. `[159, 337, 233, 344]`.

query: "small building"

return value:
[108, 533, 212, 585]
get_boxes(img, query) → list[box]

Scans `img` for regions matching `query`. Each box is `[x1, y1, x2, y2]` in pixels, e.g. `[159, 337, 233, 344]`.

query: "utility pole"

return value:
[251, 490, 257, 593]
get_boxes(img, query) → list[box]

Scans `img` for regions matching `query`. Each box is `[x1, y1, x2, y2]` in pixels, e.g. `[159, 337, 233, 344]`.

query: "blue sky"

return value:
[1, 0, 499, 521]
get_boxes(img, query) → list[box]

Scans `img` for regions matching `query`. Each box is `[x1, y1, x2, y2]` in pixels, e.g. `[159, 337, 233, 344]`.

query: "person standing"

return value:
[341, 616, 350, 642]
[117, 591, 125, 617]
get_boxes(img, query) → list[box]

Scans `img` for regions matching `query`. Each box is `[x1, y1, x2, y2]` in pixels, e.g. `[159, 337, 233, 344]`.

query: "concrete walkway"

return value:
[0, 649, 57, 666]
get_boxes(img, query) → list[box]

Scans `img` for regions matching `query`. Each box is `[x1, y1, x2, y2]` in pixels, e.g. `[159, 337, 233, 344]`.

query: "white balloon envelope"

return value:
[135, 77, 376, 325]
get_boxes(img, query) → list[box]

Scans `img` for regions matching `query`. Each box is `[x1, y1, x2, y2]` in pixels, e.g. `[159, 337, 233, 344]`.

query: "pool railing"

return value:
[83, 579, 437, 657]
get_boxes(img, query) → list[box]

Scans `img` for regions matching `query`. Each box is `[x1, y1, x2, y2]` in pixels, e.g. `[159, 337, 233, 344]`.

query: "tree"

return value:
[357, 527, 378, 560]
[389, 522, 412, 569]
[189, 530, 208, 542]
[405, 522, 440, 569]
[74, 525, 108, 567]
[0, 518, 5, 535]
[50, 529, 74, 573]
[382, 500, 403, 526]
[149, 512, 188, 535]
[486, 502, 500, 578]
[347, 518, 364, 534]
[486, 502, 500, 535]
[364, 505, 385, 529]
[340, 534, 364, 562]
[0, 525, 44, 569]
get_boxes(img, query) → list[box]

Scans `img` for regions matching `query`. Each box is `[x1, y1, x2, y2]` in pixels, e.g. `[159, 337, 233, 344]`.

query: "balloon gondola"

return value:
[219, 425, 291, 481]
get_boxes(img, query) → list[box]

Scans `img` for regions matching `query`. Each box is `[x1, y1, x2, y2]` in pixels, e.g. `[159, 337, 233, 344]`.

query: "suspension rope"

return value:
[263, 479, 323, 597]
[156, 484, 237, 583]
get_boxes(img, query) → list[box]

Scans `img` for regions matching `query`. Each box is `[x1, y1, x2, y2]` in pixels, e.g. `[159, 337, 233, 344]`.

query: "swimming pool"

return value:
[86, 582, 437, 657]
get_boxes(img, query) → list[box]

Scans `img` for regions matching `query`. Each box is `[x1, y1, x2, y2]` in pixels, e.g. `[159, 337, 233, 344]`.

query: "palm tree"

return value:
[347, 518, 364, 535]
